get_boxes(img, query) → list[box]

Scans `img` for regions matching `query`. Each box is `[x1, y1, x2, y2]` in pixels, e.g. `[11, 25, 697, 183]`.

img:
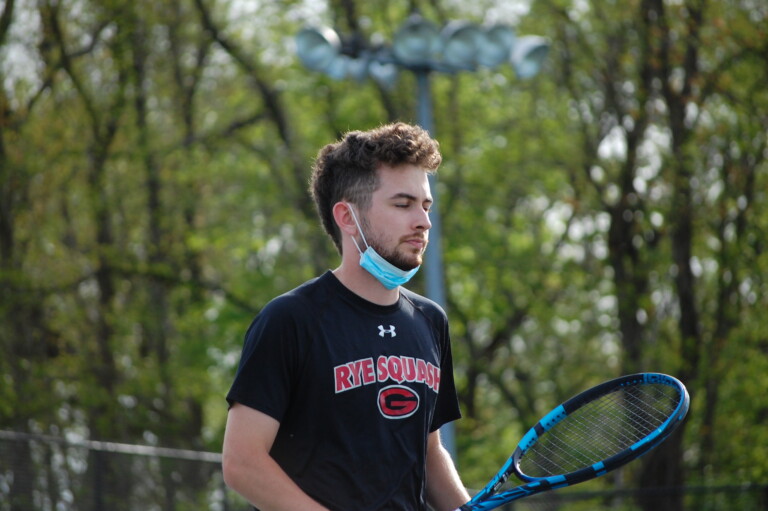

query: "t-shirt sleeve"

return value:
[226, 296, 301, 422]
[429, 314, 462, 432]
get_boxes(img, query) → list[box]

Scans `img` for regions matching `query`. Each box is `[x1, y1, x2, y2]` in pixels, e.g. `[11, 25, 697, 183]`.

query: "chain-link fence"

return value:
[2, 430, 766, 510]
[0, 430, 249, 511]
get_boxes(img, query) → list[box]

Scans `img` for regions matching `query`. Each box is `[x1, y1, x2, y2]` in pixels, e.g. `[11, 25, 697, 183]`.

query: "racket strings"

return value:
[519, 384, 680, 478]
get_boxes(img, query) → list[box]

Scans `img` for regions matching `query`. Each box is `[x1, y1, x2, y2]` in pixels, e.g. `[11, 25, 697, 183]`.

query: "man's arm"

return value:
[425, 429, 471, 511]
[222, 403, 330, 511]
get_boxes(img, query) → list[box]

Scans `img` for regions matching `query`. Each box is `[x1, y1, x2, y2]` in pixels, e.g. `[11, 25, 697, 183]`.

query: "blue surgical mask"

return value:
[347, 204, 420, 290]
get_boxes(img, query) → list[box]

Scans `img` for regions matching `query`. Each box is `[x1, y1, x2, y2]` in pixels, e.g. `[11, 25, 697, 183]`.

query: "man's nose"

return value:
[417, 208, 432, 231]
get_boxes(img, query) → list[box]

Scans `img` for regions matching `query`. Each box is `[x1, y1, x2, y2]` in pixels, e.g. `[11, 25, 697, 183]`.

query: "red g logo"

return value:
[378, 385, 419, 419]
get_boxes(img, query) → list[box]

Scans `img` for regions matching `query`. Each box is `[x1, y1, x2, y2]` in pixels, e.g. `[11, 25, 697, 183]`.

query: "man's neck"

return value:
[332, 263, 400, 306]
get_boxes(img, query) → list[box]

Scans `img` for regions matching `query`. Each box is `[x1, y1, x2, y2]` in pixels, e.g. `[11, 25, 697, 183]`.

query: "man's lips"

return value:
[403, 237, 427, 250]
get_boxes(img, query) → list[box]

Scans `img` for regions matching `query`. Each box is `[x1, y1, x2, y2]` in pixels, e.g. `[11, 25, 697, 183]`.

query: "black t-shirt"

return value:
[226, 271, 461, 511]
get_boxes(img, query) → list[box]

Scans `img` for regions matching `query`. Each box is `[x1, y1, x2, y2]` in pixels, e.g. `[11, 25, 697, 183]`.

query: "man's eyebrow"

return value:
[389, 192, 433, 204]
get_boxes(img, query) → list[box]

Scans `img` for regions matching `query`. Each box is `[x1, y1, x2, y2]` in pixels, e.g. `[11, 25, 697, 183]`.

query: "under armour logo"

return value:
[378, 325, 396, 338]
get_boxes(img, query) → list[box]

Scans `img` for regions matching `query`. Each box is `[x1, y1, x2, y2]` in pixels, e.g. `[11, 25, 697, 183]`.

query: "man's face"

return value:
[359, 164, 433, 271]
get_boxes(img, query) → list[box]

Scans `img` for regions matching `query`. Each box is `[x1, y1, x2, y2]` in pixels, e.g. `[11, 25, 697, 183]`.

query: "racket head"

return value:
[511, 372, 690, 486]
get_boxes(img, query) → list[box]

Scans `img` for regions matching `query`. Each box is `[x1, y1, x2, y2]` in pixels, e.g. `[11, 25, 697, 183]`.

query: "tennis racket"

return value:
[460, 372, 690, 511]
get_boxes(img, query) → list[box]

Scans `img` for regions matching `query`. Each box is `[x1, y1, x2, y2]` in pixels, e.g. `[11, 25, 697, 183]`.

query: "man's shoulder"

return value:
[399, 287, 447, 320]
[262, 272, 334, 313]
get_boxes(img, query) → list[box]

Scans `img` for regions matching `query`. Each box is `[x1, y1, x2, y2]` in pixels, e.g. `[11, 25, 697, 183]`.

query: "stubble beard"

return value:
[358, 213, 427, 271]
[370, 235, 427, 272]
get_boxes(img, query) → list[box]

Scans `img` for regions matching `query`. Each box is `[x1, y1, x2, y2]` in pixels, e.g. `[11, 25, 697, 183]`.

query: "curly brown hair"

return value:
[309, 122, 442, 253]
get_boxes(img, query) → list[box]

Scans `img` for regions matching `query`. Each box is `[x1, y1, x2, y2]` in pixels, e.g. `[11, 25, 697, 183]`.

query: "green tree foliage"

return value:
[0, 0, 766, 509]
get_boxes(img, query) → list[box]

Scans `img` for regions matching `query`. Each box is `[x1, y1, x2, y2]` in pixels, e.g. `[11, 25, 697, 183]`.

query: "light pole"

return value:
[296, 14, 549, 460]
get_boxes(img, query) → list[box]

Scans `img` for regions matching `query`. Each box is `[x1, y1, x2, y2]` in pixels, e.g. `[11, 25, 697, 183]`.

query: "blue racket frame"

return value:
[462, 373, 690, 511]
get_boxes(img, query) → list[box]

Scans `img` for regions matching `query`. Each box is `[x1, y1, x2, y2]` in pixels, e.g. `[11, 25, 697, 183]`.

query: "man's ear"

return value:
[332, 202, 358, 236]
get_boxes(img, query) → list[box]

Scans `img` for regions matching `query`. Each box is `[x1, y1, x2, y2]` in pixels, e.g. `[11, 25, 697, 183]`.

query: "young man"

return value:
[222, 123, 470, 511]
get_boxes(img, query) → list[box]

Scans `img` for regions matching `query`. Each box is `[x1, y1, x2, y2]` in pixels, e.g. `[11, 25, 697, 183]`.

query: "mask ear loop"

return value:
[346, 203, 369, 254]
